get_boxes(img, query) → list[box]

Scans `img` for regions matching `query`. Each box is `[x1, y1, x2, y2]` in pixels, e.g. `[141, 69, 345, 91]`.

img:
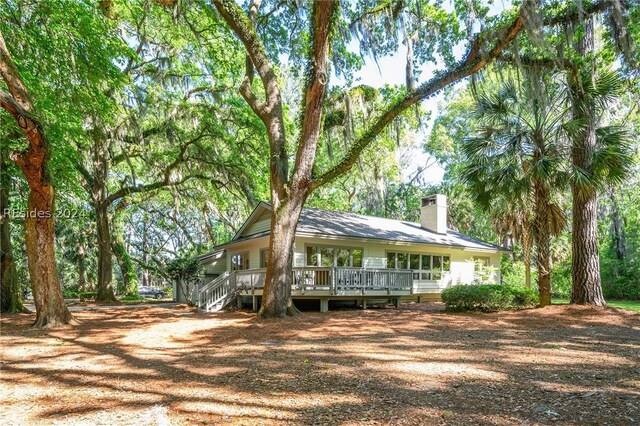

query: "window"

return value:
[387, 251, 450, 281]
[306, 245, 363, 267]
[260, 249, 269, 268]
[231, 252, 249, 271]
[473, 256, 490, 272]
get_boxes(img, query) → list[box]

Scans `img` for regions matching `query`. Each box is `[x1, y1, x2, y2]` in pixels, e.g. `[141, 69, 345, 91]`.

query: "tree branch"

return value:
[291, 0, 338, 193]
[104, 136, 201, 206]
[311, 4, 530, 189]
[212, 0, 288, 198]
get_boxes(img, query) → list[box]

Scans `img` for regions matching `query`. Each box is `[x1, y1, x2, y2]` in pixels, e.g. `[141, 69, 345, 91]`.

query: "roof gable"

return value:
[232, 202, 271, 240]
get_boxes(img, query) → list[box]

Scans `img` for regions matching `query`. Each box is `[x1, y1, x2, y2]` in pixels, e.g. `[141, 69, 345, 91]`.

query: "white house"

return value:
[188, 195, 506, 312]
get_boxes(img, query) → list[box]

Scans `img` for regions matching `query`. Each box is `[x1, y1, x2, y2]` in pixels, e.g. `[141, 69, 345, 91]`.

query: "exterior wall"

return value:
[219, 234, 502, 295]
[294, 235, 501, 293]
[225, 236, 270, 271]
[202, 255, 227, 276]
[241, 210, 271, 237]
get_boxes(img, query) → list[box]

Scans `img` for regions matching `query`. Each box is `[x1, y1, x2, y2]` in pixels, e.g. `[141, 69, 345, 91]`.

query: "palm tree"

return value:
[462, 69, 567, 306]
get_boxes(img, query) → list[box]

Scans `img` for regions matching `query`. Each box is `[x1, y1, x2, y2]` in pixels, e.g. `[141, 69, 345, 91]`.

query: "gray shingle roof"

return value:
[295, 206, 505, 251]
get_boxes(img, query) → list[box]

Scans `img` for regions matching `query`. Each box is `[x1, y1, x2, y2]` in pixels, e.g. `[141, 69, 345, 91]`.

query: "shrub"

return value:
[79, 292, 96, 301]
[63, 289, 79, 299]
[441, 284, 539, 312]
[119, 294, 144, 302]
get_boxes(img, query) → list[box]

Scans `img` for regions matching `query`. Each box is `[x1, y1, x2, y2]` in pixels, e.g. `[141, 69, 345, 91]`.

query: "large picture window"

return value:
[387, 251, 450, 280]
[231, 252, 250, 271]
[306, 245, 363, 267]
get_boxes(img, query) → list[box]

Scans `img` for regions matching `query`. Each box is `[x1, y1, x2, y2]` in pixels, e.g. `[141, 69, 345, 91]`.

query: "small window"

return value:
[473, 256, 491, 272]
[231, 252, 249, 271]
[306, 246, 319, 266]
[260, 249, 269, 268]
[336, 248, 350, 267]
[443, 256, 451, 272]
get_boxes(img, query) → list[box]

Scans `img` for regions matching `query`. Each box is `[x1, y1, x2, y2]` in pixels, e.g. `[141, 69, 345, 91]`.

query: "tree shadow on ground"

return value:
[1, 304, 639, 425]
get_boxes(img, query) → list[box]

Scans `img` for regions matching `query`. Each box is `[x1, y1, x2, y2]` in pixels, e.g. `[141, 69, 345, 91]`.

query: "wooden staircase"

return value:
[197, 271, 237, 312]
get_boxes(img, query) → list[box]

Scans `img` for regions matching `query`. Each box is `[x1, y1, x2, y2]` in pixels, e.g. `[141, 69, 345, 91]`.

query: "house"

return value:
[186, 195, 507, 312]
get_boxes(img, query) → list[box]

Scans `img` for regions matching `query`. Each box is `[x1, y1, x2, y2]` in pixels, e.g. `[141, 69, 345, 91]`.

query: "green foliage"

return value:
[119, 294, 144, 302]
[501, 259, 537, 288]
[79, 292, 96, 301]
[442, 284, 540, 312]
[550, 258, 572, 299]
[167, 254, 202, 304]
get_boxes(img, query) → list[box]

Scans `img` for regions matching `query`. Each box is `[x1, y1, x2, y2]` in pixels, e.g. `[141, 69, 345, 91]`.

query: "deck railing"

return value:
[235, 266, 413, 295]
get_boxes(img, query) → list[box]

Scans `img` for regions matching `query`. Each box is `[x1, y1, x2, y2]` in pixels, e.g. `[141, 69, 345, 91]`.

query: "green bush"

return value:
[161, 285, 173, 299]
[79, 292, 96, 301]
[550, 259, 572, 298]
[119, 294, 144, 302]
[63, 289, 79, 299]
[441, 284, 539, 312]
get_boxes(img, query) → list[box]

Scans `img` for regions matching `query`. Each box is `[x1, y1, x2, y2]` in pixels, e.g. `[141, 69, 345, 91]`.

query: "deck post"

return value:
[252, 295, 258, 311]
[394, 298, 401, 309]
[320, 298, 329, 313]
[237, 296, 243, 309]
[362, 299, 367, 310]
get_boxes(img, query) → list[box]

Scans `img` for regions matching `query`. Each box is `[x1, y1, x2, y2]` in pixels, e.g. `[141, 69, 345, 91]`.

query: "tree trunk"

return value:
[77, 243, 87, 293]
[0, 156, 23, 313]
[24, 185, 74, 326]
[534, 179, 551, 307]
[569, 18, 605, 306]
[523, 235, 532, 290]
[112, 229, 139, 296]
[0, 31, 73, 326]
[609, 190, 625, 261]
[95, 201, 116, 301]
[259, 196, 306, 318]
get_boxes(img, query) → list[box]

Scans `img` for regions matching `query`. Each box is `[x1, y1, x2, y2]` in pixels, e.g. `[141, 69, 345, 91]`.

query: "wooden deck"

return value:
[234, 267, 413, 312]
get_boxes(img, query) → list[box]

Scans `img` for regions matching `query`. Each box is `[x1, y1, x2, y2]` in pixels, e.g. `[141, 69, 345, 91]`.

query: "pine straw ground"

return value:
[1, 303, 639, 426]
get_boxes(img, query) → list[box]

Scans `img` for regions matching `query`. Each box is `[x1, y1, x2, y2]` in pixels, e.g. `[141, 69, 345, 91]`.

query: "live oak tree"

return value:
[0, 0, 128, 326]
[72, 0, 264, 301]
[197, 0, 539, 317]
[0, 31, 73, 326]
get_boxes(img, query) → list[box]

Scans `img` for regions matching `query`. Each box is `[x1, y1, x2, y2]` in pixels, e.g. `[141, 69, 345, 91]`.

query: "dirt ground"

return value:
[1, 303, 639, 426]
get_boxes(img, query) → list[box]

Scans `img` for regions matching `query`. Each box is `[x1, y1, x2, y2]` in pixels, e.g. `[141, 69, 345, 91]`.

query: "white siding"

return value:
[241, 211, 271, 237]
[202, 255, 227, 275]
[220, 234, 502, 295]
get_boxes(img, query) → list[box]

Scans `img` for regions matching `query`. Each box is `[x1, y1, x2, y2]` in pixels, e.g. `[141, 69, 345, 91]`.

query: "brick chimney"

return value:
[420, 194, 447, 234]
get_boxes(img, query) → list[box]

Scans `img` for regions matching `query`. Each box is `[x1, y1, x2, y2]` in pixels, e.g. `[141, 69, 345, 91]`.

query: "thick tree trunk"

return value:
[25, 185, 74, 326]
[259, 196, 306, 318]
[0, 31, 73, 326]
[571, 192, 604, 304]
[95, 201, 116, 301]
[0, 158, 23, 313]
[534, 179, 551, 307]
[569, 18, 605, 306]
